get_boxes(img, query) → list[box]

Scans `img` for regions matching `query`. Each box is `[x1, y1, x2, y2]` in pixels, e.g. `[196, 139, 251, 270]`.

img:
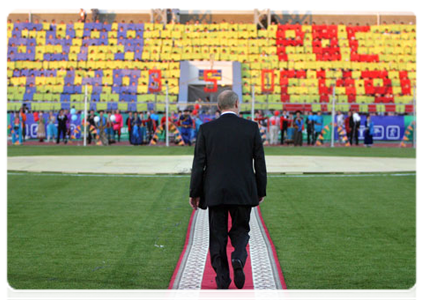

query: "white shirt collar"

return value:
[221, 111, 237, 116]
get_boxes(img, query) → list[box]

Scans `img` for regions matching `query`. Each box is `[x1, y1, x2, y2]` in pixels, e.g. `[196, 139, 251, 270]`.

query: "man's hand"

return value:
[259, 197, 265, 204]
[189, 197, 200, 210]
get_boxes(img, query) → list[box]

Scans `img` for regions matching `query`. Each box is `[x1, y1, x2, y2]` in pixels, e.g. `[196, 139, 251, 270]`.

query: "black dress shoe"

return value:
[232, 259, 245, 289]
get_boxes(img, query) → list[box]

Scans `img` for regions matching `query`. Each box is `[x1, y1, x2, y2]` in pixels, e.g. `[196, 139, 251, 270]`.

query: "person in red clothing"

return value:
[160, 113, 173, 141]
[344, 111, 352, 145]
[161, 114, 172, 129]
[113, 109, 124, 142]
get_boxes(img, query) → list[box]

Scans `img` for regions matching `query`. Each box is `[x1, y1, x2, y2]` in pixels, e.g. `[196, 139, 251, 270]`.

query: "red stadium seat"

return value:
[284, 104, 304, 112]
[399, 71, 408, 79]
[320, 94, 330, 103]
[281, 94, 290, 102]
[368, 105, 377, 113]
[316, 70, 326, 79]
[405, 105, 415, 113]
[320, 104, 328, 112]
[350, 104, 360, 111]
[385, 104, 396, 112]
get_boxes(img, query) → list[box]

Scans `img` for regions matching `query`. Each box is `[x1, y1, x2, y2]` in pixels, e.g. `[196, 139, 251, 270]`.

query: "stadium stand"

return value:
[7, 18, 416, 113]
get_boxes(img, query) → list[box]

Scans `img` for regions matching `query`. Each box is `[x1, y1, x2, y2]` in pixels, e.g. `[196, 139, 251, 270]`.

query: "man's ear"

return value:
[235, 100, 239, 108]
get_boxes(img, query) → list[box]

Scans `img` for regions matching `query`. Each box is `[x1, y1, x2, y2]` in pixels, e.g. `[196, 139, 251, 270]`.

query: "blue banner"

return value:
[361, 116, 404, 141]
[10, 113, 82, 139]
[334, 115, 405, 141]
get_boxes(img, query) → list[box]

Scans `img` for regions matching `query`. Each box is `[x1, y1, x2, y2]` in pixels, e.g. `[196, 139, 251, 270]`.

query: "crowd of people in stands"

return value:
[8, 14, 408, 147]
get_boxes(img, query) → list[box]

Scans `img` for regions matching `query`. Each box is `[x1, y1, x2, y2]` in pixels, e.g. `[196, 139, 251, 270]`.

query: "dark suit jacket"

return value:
[189, 113, 267, 209]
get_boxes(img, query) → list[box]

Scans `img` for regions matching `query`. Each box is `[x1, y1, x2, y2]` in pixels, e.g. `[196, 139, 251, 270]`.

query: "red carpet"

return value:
[169, 207, 286, 289]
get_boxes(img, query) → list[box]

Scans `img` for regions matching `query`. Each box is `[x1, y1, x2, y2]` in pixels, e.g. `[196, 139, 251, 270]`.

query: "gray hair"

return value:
[217, 90, 238, 110]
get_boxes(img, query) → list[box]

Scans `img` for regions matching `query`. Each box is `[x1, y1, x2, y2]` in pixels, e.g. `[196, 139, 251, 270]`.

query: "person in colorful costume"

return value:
[46, 111, 57, 142]
[314, 111, 324, 145]
[131, 112, 144, 145]
[37, 111, 46, 142]
[96, 111, 108, 146]
[364, 115, 374, 147]
[179, 109, 193, 146]
[11, 112, 23, 145]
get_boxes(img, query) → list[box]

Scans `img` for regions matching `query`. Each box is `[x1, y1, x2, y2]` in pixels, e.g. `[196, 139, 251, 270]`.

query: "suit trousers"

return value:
[208, 205, 252, 285]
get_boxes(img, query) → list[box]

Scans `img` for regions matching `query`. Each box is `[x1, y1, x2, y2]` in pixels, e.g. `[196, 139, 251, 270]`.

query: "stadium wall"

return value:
[8, 13, 151, 23]
[8, 10, 415, 25]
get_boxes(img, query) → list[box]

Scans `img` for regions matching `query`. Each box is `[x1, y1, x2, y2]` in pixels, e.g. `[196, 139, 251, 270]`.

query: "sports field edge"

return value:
[7, 145, 416, 158]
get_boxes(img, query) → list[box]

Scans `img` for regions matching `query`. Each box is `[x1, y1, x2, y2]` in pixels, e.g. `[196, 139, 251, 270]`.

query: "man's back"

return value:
[190, 113, 267, 208]
[188, 90, 267, 289]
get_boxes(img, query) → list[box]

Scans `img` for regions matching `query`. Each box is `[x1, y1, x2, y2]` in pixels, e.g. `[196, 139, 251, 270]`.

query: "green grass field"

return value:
[7, 145, 416, 158]
[8, 172, 415, 289]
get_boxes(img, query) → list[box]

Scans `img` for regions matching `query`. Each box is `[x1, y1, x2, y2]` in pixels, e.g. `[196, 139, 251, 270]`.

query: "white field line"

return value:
[7, 172, 416, 178]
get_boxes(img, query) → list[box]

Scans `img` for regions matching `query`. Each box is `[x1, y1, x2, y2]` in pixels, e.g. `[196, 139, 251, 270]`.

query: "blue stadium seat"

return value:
[26, 76, 36, 85]
[77, 53, 88, 60]
[119, 94, 129, 102]
[128, 103, 137, 111]
[125, 45, 135, 52]
[26, 87, 36, 94]
[103, 24, 112, 31]
[23, 92, 33, 101]
[128, 94, 137, 102]
[61, 102, 70, 110]
[108, 102, 118, 110]
[134, 24, 144, 31]
[84, 23, 95, 30]
[63, 86, 73, 94]
[43, 53, 52, 61]
[112, 86, 121, 94]
[92, 85, 102, 94]
[127, 85, 137, 94]
[91, 94, 100, 101]
[61, 94, 71, 102]
[25, 38, 36, 45]
[73, 85, 82, 93]
[45, 30, 56, 38]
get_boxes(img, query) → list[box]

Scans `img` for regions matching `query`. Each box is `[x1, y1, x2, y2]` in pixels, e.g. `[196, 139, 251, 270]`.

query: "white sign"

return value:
[386, 125, 400, 140]
[184, 61, 233, 85]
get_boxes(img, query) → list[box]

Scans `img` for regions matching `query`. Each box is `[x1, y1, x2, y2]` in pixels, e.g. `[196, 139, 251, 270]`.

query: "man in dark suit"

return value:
[189, 90, 267, 289]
